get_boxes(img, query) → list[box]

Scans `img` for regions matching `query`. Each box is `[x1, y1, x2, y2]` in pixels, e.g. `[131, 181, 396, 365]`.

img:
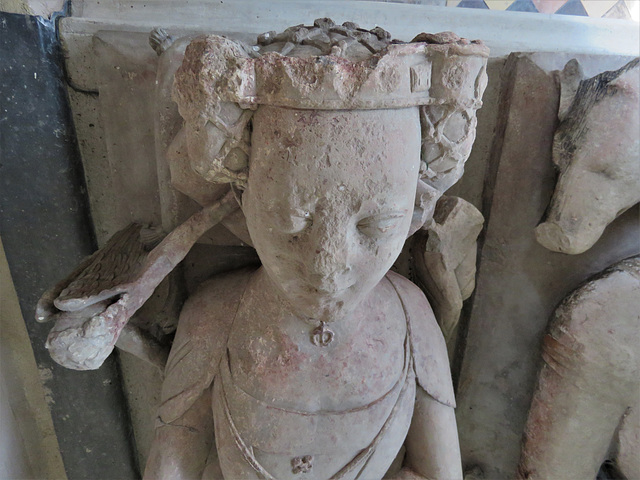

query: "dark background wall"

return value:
[0, 11, 139, 479]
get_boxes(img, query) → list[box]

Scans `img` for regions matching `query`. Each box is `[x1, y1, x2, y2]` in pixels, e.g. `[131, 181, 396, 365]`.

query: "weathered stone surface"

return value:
[146, 103, 465, 480]
[39, 3, 640, 476]
[38, 193, 238, 371]
[455, 53, 640, 479]
[92, 31, 163, 242]
[152, 32, 259, 246]
[516, 56, 640, 480]
[412, 196, 483, 354]
[182, 244, 260, 294]
[174, 29, 487, 112]
[143, 22, 488, 479]
[152, 32, 203, 234]
[535, 57, 640, 255]
[173, 28, 487, 194]
[446, 57, 506, 212]
[518, 256, 640, 480]
[616, 404, 640, 477]
[118, 349, 163, 470]
[86, 31, 247, 247]
[40, 17, 489, 479]
[171, 27, 488, 251]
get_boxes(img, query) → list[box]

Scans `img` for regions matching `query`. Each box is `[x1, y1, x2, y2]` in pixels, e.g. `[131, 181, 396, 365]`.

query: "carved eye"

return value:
[279, 212, 313, 234]
[357, 213, 405, 238]
[587, 162, 621, 181]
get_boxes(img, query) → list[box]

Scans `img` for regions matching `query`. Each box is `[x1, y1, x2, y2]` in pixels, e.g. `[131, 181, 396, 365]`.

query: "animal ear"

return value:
[607, 60, 640, 93]
[556, 59, 584, 122]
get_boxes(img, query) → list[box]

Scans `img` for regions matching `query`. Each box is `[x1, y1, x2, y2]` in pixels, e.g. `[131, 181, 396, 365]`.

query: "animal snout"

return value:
[535, 222, 579, 254]
[536, 213, 613, 255]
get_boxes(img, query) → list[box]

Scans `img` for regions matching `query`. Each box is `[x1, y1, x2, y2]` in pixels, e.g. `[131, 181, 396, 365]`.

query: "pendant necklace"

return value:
[310, 321, 334, 347]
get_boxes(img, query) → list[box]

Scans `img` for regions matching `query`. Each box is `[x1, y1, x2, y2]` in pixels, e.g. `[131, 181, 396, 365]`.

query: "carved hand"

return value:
[36, 191, 239, 370]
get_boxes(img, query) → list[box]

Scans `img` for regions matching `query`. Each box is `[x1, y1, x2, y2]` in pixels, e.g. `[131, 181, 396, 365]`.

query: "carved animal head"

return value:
[535, 58, 640, 254]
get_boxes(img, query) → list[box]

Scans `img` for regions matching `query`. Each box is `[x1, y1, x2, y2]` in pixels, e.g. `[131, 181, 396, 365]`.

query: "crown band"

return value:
[174, 34, 488, 114]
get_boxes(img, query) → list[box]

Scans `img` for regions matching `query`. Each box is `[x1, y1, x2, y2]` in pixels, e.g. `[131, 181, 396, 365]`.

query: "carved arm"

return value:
[400, 387, 463, 480]
[145, 387, 215, 480]
[37, 191, 238, 370]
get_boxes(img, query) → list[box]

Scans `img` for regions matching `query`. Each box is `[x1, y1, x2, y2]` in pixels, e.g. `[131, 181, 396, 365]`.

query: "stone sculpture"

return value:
[518, 256, 640, 480]
[36, 193, 237, 370]
[37, 19, 488, 479]
[535, 57, 640, 255]
[392, 194, 483, 360]
[411, 196, 483, 356]
[520, 58, 640, 480]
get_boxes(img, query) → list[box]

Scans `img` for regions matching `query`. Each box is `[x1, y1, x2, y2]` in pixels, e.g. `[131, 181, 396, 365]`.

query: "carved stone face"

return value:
[243, 106, 421, 320]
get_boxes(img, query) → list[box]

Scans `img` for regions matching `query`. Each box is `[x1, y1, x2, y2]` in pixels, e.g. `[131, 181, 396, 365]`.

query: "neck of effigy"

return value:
[256, 268, 362, 346]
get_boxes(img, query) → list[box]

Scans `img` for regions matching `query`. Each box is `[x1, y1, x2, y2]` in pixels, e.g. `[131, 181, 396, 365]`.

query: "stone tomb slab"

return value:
[455, 52, 640, 479]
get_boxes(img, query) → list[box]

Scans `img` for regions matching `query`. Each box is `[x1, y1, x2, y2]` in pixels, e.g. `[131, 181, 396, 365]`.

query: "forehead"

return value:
[248, 106, 421, 204]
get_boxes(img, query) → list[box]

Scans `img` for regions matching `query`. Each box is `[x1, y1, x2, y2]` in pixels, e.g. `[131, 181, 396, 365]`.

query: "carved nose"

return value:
[308, 244, 351, 292]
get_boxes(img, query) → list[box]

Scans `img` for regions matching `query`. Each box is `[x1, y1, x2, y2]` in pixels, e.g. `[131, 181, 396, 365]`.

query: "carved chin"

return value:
[285, 289, 359, 321]
[295, 296, 348, 320]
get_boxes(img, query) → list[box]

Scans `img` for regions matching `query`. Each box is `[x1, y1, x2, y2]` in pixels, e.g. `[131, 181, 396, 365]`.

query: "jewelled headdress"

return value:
[173, 19, 488, 230]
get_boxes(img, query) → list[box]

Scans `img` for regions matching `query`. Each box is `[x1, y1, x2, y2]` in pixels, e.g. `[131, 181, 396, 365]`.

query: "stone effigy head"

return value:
[172, 20, 488, 318]
[245, 107, 421, 321]
[535, 57, 640, 255]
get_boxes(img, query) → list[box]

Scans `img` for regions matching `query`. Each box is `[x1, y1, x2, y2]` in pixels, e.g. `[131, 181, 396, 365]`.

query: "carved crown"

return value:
[169, 20, 489, 223]
[174, 20, 488, 117]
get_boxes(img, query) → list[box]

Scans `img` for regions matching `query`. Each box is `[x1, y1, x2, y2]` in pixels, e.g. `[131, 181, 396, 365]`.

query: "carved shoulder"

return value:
[157, 267, 254, 424]
[386, 271, 456, 408]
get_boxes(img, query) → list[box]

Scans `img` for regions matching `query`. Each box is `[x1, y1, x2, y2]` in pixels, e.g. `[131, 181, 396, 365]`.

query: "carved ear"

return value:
[557, 59, 584, 122]
[607, 60, 640, 94]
